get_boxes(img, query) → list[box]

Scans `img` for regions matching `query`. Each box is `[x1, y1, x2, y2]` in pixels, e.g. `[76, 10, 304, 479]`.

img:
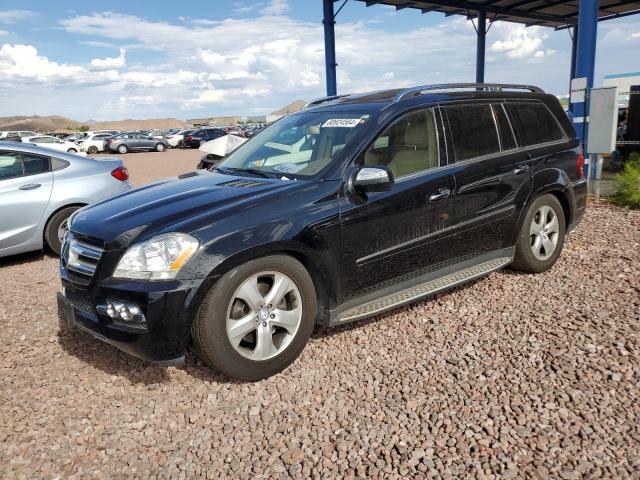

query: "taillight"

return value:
[576, 148, 585, 179]
[111, 166, 129, 181]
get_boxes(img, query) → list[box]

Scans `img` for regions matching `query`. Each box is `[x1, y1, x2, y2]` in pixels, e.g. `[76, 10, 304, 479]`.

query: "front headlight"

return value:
[113, 233, 199, 280]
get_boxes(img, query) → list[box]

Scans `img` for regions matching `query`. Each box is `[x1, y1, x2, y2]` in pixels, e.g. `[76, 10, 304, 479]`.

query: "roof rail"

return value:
[304, 94, 350, 108]
[394, 83, 544, 102]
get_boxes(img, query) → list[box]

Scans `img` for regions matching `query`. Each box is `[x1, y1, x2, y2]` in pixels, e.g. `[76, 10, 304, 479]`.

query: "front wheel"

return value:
[192, 255, 316, 381]
[118, 144, 128, 154]
[155, 143, 165, 152]
[67, 148, 77, 153]
[512, 194, 566, 273]
[44, 206, 81, 255]
[87, 146, 98, 154]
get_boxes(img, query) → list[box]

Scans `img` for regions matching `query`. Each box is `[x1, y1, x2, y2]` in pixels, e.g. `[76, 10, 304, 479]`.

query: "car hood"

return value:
[70, 170, 304, 248]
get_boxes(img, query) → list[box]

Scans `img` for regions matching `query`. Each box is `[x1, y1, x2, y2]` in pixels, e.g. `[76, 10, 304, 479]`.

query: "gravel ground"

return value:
[0, 154, 638, 478]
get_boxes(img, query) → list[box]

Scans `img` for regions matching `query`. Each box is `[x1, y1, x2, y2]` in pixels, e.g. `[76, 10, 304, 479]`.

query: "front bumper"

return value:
[57, 277, 208, 366]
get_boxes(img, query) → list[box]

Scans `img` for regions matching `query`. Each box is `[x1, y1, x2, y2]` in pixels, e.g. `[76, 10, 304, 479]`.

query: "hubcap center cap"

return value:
[258, 308, 270, 322]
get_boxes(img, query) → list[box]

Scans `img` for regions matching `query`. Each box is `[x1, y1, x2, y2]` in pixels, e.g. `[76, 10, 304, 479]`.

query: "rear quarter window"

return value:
[508, 102, 566, 146]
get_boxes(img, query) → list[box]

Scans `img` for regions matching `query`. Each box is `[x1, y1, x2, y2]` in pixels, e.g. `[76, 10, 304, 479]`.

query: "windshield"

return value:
[218, 111, 370, 178]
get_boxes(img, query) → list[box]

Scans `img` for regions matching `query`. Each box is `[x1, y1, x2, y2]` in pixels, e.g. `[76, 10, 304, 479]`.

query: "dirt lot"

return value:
[0, 151, 639, 478]
[94, 148, 204, 186]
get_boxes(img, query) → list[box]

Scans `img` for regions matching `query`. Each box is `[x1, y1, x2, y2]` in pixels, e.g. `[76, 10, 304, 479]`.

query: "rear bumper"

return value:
[568, 178, 588, 231]
[57, 276, 208, 365]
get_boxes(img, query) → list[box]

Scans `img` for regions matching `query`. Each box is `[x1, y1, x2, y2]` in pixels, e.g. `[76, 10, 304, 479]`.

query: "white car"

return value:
[23, 135, 86, 155]
[76, 133, 113, 154]
[165, 129, 195, 148]
[0, 130, 37, 139]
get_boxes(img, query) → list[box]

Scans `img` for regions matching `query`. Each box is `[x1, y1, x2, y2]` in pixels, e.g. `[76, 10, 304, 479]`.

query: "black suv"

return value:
[58, 83, 587, 380]
[184, 128, 227, 148]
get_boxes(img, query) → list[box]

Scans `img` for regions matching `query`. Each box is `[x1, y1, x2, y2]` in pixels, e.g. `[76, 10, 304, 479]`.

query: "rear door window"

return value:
[445, 103, 500, 161]
[0, 151, 23, 180]
[508, 102, 565, 146]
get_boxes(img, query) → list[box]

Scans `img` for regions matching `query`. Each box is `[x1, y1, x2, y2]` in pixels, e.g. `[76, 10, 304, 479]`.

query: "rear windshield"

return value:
[219, 111, 371, 178]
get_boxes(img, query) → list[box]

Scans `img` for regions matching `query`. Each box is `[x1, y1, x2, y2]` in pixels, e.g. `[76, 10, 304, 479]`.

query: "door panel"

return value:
[444, 103, 532, 257]
[0, 151, 53, 250]
[339, 168, 456, 302]
[338, 107, 455, 304]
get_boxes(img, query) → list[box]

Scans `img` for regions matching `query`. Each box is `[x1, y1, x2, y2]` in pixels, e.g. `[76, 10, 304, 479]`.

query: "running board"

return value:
[334, 256, 512, 325]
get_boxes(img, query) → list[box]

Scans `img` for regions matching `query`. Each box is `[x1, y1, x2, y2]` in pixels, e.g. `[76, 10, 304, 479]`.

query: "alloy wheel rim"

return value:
[57, 219, 69, 244]
[226, 271, 302, 361]
[529, 205, 559, 261]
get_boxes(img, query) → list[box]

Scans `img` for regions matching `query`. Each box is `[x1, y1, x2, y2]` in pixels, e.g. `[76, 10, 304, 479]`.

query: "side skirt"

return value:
[329, 247, 514, 327]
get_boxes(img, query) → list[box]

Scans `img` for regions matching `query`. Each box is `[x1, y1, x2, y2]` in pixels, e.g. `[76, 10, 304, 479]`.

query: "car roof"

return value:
[0, 141, 88, 161]
[303, 83, 551, 113]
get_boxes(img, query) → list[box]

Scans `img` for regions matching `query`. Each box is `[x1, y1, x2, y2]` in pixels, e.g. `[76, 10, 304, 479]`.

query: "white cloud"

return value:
[261, 0, 289, 16]
[0, 44, 88, 81]
[489, 24, 548, 60]
[0, 10, 34, 24]
[632, 32, 640, 38]
[0, 30, 7, 36]
[90, 48, 126, 69]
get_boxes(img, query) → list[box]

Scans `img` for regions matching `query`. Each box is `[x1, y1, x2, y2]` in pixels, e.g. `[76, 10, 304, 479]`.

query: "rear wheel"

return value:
[87, 146, 98, 154]
[192, 255, 316, 381]
[44, 206, 81, 255]
[118, 144, 128, 154]
[512, 194, 566, 273]
[67, 148, 77, 153]
[155, 143, 166, 152]
[199, 139, 207, 147]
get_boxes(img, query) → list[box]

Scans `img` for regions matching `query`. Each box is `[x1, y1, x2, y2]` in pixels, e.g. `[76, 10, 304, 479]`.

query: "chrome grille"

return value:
[62, 233, 104, 280]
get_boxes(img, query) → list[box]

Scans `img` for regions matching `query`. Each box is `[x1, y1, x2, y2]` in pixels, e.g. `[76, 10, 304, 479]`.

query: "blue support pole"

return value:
[476, 9, 486, 83]
[323, 0, 338, 96]
[571, 0, 599, 157]
[568, 25, 578, 112]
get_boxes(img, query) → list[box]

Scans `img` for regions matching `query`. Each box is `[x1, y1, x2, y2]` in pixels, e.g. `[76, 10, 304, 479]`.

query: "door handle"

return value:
[513, 165, 530, 175]
[429, 188, 451, 204]
[19, 183, 41, 190]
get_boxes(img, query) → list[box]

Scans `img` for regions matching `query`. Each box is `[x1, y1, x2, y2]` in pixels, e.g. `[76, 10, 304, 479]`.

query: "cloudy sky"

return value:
[0, 0, 638, 120]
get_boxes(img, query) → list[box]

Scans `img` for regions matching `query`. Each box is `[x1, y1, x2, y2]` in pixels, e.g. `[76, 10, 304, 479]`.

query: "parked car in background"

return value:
[165, 128, 195, 148]
[57, 83, 587, 380]
[77, 133, 113, 154]
[0, 131, 37, 139]
[184, 128, 227, 148]
[23, 135, 86, 155]
[0, 141, 130, 257]
[221, 126, 246, 138]
[105, 132, 169, 154]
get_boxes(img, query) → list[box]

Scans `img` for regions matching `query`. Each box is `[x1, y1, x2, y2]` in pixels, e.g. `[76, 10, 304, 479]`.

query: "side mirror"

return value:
[349, 166, 394, 193]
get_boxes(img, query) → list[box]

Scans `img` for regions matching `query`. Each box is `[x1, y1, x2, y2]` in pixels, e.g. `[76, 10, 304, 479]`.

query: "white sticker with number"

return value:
[322, 118, 361, 128]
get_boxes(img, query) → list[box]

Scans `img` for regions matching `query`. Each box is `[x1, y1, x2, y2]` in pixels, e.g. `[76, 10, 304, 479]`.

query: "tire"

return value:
[155, 143, 166, 152]
[87, 146, 98, 154]
[199, 139, 206, 147]
[512, 194, 566, 273]
[67, 148, 77, 153]
[118, 144, 128, 154]
[44, 206, 81, 255]
[192, 255, 317, 381]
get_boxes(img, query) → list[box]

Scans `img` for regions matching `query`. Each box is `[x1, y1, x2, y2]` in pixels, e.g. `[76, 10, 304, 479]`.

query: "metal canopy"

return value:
[355, 0, 640, 29]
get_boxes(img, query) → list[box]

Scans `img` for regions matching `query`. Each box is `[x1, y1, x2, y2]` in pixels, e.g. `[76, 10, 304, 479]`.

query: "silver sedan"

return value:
[0, 142, 131, 257]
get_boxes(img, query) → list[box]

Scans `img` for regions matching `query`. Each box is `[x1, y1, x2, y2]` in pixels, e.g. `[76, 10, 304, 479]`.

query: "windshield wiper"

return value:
[224, 167, 275, 178]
